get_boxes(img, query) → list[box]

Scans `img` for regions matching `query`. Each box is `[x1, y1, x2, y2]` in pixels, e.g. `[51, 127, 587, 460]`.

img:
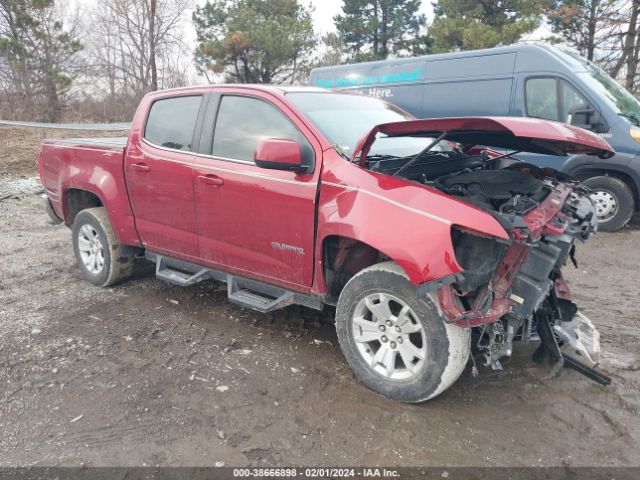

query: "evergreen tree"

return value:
[334, 0, 429, 62]
[0, 0, 82, 121]
[193, 0, 316, 84]
[430, 0, 543, 52]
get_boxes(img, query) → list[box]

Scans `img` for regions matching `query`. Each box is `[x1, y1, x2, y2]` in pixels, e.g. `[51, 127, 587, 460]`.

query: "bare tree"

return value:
[547, 1, 640, 93]
[0, 0, 82, 121]
[91, 0, 189, 100]
[615, 0, 640, 89]
[546, 0, 620, 61]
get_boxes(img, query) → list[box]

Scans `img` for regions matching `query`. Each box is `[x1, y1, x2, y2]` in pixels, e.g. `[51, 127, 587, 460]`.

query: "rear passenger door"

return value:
[125, 94, 206, 259]
[193, 91, 320, 289]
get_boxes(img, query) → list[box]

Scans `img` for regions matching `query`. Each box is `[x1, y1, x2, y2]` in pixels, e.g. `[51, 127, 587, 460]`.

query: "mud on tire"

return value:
[72, 207, 134, 287]
[335, 261, 470, 403]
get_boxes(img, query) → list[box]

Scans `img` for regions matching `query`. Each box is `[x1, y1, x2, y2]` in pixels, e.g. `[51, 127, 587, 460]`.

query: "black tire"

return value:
[583, 176, 634, 232]
[335, 262, 470, 403]
[72, 207, 134, 287]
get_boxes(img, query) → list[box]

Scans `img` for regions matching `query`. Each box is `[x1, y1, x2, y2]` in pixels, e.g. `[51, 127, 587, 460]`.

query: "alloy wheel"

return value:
[351, 292, 427, 380]
[77, 224, 105, 274]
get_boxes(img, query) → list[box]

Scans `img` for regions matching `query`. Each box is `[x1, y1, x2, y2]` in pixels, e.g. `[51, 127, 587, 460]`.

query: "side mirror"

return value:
[254, 138, 306, 172]
[569, 107, 601, 131]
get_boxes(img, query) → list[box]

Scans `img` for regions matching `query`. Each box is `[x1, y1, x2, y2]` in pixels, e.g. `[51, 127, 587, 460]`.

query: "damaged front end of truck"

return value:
[354, 117, 615, 385]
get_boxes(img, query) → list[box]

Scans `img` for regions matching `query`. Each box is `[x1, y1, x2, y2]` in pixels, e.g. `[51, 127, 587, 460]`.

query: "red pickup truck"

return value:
[39, 85, 614, 402]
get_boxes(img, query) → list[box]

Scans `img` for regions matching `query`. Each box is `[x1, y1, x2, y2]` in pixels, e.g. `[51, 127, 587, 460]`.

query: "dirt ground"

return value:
[0, 128, 639, 467]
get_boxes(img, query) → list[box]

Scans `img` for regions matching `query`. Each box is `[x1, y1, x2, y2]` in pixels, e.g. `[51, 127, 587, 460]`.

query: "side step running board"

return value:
[156, 255, 209, 286]
[227, 276, 295, 313]
[146, 252, 323, 313]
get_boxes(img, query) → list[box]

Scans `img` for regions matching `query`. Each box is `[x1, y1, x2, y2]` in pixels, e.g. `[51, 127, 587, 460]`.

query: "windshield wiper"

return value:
[366, 154, 413, 173]
[366, 154, 403, 160]
[333, 144, 351, 161]
[490, 150, 522, 161]
[618, 112, 640, 126]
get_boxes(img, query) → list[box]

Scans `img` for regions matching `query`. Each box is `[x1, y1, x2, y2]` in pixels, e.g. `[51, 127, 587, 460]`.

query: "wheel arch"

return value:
[318, 228, 461, 301]
[574, 168, 638, 202]
[59, 176, 141, 247]
[63, 188, 104, 226]
[321, 235, 390, 301]
[567, 163, 640, 208]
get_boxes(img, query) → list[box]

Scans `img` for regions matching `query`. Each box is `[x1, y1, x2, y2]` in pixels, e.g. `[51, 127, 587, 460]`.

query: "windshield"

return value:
[287, 92, 448, 157]
[577, 66, 640, 126]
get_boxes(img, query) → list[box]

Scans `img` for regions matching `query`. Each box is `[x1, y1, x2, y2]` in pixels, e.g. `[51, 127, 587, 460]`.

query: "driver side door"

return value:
[193, 91, 321, 289]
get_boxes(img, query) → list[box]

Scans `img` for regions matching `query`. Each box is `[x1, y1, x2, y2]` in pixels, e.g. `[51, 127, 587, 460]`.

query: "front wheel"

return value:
[72, 207, 134, 287]
[583, 176, 634, 232]
[335, 262, 470, 403]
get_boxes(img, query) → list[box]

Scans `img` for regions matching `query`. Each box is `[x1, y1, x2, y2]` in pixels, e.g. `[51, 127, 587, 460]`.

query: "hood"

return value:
[352, 116, 615, 165]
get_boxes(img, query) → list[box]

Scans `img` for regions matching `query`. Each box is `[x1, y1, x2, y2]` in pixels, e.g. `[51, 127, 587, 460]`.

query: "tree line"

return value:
[0, 0, 639, 122]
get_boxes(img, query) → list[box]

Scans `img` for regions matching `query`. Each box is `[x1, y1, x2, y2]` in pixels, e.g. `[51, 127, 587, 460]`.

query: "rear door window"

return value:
[212, 95, 311, 163]
[144, 96, 203, 151]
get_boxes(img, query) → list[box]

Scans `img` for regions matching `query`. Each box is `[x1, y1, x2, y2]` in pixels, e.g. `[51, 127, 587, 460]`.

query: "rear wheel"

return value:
[583, 176, 634, 232]
[335, 262, 470, 403]
[72, 207, 134, 287]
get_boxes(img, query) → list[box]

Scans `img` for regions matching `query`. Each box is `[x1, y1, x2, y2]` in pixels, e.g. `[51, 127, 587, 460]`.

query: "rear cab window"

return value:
[211, 95, 314, 167]
[144, 95, 203, 151]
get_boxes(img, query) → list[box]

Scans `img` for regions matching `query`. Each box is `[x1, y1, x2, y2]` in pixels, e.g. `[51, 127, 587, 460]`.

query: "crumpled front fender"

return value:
[317, 156, 509, 287]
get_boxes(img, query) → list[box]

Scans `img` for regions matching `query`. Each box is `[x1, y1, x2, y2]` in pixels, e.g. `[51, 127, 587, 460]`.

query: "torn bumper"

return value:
[554, 311, 601, 366]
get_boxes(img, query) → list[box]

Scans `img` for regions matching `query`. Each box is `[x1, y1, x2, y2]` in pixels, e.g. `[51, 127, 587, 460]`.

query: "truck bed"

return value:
[39, 136, 134, 243]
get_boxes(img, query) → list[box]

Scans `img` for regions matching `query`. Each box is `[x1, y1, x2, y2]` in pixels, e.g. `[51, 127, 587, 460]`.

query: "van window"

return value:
[562, 82, 588, 121]
[144, 96, 202, 151]
[526, 77, 589, 123]
[578, 69, 640, 125]
[212, 95, 311, 163]
[526, 78, 559, 121]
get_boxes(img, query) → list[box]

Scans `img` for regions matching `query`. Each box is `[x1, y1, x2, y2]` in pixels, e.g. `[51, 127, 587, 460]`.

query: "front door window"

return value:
[525, 77, 589, 123]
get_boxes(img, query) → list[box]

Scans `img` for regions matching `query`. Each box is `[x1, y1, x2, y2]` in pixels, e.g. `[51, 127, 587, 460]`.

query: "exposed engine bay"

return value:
[369, 149, 568, 215]
[366, 148, 609, 385]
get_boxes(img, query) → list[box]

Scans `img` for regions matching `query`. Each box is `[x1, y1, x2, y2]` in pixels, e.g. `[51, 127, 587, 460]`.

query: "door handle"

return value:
[199, 174, 224, 186]
[130, 163, 150, 172]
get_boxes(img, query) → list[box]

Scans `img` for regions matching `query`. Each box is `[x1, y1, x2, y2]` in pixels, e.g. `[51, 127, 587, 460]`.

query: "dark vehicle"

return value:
[310, 43, 640, 231]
